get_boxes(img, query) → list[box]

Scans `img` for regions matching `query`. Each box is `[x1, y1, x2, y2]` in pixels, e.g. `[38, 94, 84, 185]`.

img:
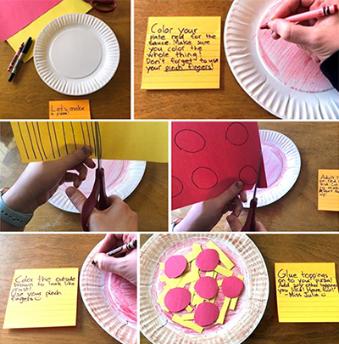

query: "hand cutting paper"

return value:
[172, 122, 267, 209]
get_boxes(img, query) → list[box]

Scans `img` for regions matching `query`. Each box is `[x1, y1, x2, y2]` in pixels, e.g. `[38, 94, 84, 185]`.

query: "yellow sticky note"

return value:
[141, 17, 221, 90]
[3, 268, 78, 329]
[49, 100, 91, 120]
[275, 263, 339, 322]
[318, 170, 339, 212]
[7, 0, 92, 61]
[11, 121, 168, 163]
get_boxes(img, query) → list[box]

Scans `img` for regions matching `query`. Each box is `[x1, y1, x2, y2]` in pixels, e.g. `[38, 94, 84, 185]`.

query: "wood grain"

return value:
[172, 122, 339, 231]
[0, 3, 130, 119]
[134, 0, 275, 119]
[140, 233, 339, 344]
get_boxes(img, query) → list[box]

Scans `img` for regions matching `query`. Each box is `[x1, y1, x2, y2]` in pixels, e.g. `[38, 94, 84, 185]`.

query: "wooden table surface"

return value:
[0, 123, 168, 231]
[140, 233, 339, 344]
[172, 122, 339, 231]
[134, 0, 274, 119]
[0, 2, 130, 119]
[0, 234, 124, 344]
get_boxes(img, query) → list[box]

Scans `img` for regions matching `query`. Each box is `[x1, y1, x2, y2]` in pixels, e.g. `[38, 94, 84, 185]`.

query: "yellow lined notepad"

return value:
[318, 169, 339, 212]
[275, 263, 339, 322]
[141, 17, 221, 89]
[11, 122, 168, 163]
[3, 268, 79, 329]
[7, 0, 92, 61]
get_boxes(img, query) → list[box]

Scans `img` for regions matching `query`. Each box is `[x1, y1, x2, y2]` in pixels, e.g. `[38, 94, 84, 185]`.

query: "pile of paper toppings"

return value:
[157, 240, 244, 333]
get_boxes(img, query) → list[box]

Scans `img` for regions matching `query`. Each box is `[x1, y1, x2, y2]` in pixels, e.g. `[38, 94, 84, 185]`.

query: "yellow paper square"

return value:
[3, 268, 79, 329]
[141, 17, 221, 89]
[275, 263, 339, 322]
[49, 100, 91, 119]
[7, 0, 92, 61]
[318, 169, 339, 212]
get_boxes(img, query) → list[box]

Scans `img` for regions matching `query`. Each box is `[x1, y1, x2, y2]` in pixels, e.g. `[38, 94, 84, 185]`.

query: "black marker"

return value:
[8, 37, 32, 82]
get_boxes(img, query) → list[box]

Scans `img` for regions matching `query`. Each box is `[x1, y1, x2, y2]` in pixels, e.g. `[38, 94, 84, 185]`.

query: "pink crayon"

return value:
[261, 4, 338, 29]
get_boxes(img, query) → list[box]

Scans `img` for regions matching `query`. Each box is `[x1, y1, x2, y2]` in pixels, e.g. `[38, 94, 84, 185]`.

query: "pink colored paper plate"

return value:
[140, 233, 269, 344]
[49, 160, 146, 213]
[244, 130, 301, 208]
[225, 0, 339, 119]
[80, 241, 137, 344]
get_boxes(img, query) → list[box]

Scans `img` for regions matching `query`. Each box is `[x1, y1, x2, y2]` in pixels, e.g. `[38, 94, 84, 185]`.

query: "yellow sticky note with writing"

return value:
[141, 17, 221, 90]
[11, 121, 168, 163]
[3, 268, 78, 329]
[318, 169, 339, 212]
[275, 263, 339, 322]
[49, 100, 91, 119]
[7, 0, 92, 61]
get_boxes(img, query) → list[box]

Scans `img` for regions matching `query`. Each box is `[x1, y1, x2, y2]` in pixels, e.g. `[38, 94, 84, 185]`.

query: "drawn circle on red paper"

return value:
[164, 255, 187, 278]
[191, 167, 218, 190]
[239, 165, 257, 185]
[194, 302, 219, 327]
[196, 249, 219, 271]
[172, 176, 184, 198]
[194, 277, 218, 299]
[225, 123, 249, 146]
[164, 287, 191, 313]
[221, 276, 244, 298]
[174, 129, 206, 153]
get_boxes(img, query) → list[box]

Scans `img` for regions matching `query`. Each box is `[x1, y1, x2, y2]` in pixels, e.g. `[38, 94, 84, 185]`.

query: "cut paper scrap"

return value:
[172, 122, 267, 209]
[0, 0, 62, 41]
[318, 169, 339, 212]
[275, 262, 339, 322]
[141, 16, 221, 90]
[7, 0, 92, 61]
[11, 121, 168, 163]
[3, 268, 78, 329]
[49, 100, 91, 120]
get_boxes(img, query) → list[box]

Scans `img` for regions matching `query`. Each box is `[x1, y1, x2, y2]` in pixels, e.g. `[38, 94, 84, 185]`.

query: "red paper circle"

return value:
[196, 249, 219, 271]
[194, 302, 219, 327]
[164, 288, 191, 313]
[221, 276, 244, 298]
[194, 277, 218, 299]
[164, 255, 187, 278]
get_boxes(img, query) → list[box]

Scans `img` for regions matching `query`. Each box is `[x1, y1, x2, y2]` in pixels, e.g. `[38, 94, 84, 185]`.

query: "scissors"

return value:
[241, 157, 262, 232]
[81, 123, 111, 231]
[84, 0, 117, 13]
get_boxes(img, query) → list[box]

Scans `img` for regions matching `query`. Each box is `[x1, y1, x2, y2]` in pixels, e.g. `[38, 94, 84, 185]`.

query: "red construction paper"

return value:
[194, 302, 219, 327]
[172, 122, 267, 209]
[164, 255, 187, 278]
[196, 249, 219, 271]
[164, 288, 191, 312]
[221, 276, 244, 298]
[0, 0, 62, 41]
[194, 277, 218, 299]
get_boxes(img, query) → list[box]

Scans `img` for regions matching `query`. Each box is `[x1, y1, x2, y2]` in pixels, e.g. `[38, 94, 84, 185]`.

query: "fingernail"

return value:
[81, 145, 91, 155]
[236, 181, 243, 189]
[66, 187, 75, 197]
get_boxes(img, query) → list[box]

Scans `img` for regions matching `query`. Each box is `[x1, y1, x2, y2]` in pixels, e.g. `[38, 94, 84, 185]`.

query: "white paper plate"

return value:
[80, 241, 137, 344]
[225, 0, 339, 119]
[140, 233, 269, 344]
[34, 14, 120, 95]
[49, 160, 146, 213]
[244, 130, 301, 208]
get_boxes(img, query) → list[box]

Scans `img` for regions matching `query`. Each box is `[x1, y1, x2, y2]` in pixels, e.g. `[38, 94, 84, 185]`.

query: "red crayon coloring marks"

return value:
[257, 1, 333, 93]
[195, 277, 218, 299]
[194, 302, 220, 327]
[222, 276, 244, 298]
[165, 255, 188, 278]
[196, 249, 220, 271]
[164, 288, 191, 312]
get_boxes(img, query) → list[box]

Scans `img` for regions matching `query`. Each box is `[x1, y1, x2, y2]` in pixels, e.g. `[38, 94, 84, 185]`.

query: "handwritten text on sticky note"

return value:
[275, 263, 339, 322]
[49, 100, 91, 119]
[318, 169, 339, 212]
[3, 268, 79, 329]
[141, 17, 221, 89]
